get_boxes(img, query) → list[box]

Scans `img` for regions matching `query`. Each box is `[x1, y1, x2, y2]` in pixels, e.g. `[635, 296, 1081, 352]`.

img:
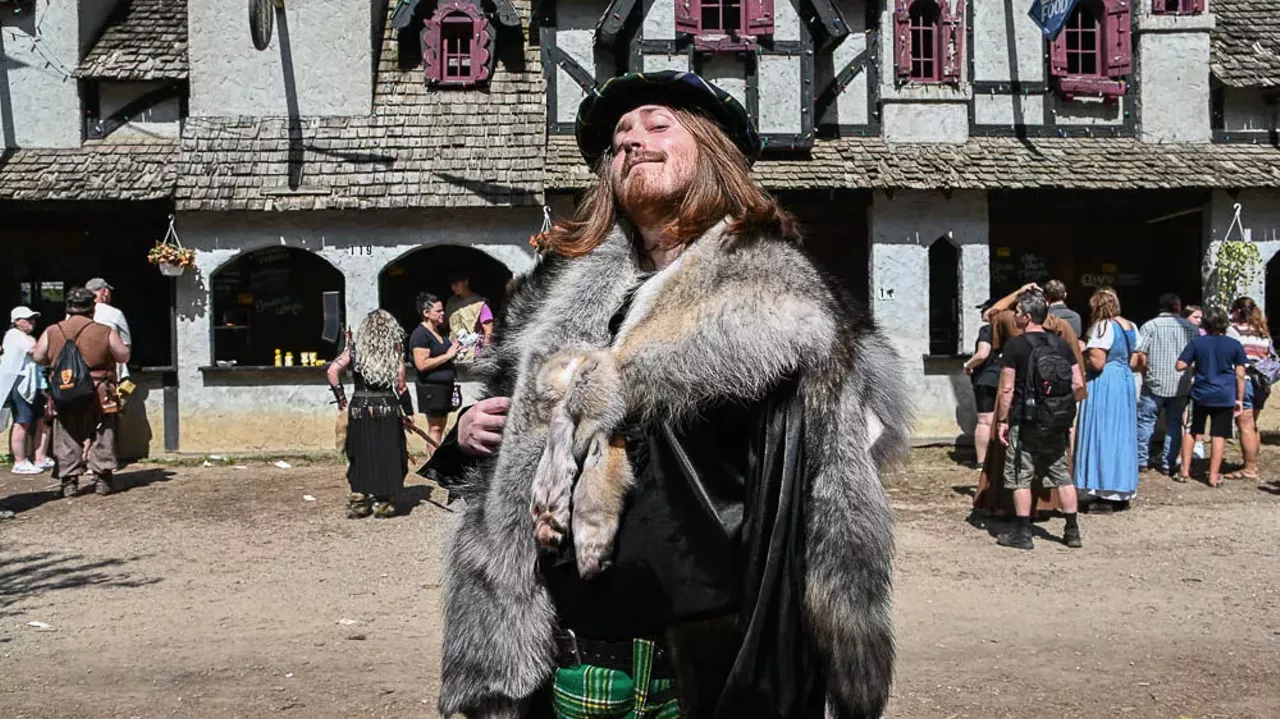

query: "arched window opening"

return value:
[210, 248, 345, 367]
[378, 245, 513, 347]
[929, 237, 960, 356]
[1065, 2, 1102, 77]
[421, 1, 493, 87]
[909, 1, 941, 82]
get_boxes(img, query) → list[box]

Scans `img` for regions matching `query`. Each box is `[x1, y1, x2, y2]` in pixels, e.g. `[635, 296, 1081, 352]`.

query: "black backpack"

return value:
[49, 323, 98, 408]
[1021, 333, 1076, 430]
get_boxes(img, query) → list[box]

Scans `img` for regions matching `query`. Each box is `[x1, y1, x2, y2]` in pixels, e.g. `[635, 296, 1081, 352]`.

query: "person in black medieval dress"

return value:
[327, 309, 412, 519]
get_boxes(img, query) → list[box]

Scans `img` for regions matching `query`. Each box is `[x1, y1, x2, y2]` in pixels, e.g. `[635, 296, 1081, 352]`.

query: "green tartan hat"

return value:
[575, 71, 763, 169]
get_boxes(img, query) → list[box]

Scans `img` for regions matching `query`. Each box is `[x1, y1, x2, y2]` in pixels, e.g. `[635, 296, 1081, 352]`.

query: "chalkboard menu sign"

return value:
[210, 248, 345, 366]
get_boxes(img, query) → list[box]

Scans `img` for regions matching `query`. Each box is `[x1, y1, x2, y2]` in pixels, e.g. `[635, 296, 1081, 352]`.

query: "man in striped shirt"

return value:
[1135, 293, 1197, 473]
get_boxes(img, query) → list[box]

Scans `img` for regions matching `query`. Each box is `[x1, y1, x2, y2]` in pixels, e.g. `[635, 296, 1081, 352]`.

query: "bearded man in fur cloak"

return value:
[428, 71, 909, 719]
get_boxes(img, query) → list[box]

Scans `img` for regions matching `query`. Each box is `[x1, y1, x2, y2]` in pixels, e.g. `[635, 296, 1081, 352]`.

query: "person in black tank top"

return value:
[409, 292, 460, 451]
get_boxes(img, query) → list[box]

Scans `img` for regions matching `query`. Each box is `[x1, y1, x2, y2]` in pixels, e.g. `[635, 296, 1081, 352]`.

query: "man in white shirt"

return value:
[86, 278, 131, 381]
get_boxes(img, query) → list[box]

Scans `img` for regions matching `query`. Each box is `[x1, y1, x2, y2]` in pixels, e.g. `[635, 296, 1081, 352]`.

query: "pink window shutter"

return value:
[1188, 0, 1204, 14]
[894, 1, 912, 80]
[940, 0, 964, 83]
[421, 15, 444, 84]
[1048, 18, 1069, 78]
[471, 15, 493, 83]
[745, 0, 775, 34]
[676, 0, 699, 34]
[1105, 0, 1132, 77]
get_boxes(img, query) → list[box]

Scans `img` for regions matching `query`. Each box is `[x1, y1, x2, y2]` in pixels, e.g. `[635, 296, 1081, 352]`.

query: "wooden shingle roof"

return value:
[1211, 0, 1280, 88]
[0, 141, 178, 201]
[546, 136, 1280, 191]
[76, 0, 188, 81]
[175, 0, 545, 211]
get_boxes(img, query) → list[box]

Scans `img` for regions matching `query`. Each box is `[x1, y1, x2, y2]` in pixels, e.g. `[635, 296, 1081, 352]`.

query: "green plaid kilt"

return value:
[551, 638, 681, 719]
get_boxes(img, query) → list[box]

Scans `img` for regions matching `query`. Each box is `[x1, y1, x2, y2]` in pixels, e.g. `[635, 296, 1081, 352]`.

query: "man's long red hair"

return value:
[542, 109, 798, 257]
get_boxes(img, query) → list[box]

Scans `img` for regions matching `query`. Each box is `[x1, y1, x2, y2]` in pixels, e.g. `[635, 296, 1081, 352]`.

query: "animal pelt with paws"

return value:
[440, 220, 909, 719]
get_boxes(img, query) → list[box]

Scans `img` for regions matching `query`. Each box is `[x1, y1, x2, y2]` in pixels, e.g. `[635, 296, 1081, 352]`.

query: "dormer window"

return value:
[421, 1, 493, 87]
[1049, 0, 1131, 100]
[676, 0, 774, 51]
[1152, 0, 1203, 15]
[893, 0, 964, 85]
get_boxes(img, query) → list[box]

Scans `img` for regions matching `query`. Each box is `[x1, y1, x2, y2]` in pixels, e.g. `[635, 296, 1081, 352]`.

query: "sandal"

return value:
[1173, 474, 1190, 483]
[1223, 472, 1260, 481]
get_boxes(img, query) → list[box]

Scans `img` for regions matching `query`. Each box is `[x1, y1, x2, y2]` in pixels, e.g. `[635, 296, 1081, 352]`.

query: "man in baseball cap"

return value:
[85, 277, 131, 381]
[436, 70, 902, 719]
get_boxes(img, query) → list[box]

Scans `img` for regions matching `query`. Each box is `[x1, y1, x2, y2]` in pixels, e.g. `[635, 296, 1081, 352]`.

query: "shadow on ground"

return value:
[0, 468, 176, 517]
[0, 550, 159, 616]
[398, 484, 459, 515]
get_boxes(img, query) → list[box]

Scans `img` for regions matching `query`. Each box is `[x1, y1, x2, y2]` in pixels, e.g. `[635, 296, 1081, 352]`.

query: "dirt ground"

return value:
[1, 443, 1277, 718]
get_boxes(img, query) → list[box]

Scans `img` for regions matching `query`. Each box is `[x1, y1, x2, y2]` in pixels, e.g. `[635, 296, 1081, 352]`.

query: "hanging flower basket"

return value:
[148, 215, 194, 276]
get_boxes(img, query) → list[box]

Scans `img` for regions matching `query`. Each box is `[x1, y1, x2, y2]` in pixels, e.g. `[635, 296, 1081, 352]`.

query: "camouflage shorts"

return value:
[1003, 425, 1071, 490]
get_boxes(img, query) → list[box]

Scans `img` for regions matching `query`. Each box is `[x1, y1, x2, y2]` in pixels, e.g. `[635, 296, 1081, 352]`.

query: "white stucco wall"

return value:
[973, 92, 1046, 126]
[882, 101, 969, 143]
[171, 208, 539, 452]
[98, 81, 182, 139]
[1204, 190, 1280, 307]
[1221, 89, 1279, 132]
[643, 53, 689, 73]
[188, 0, 374, 118]
[554, 2, 608, 125]
[701, 55, 746, 107]
[972, 0, 1045, 83]
[774, 0, 802, 42]
[1051, 96, 1125, 126]
[1137, 20, 1212, 143]
[643, 0, 677, 41]
[870, 190, 990, 439]
[0, 0, 84, 147]
[826, 0, 869, 125]
[757, 54, 801, 134]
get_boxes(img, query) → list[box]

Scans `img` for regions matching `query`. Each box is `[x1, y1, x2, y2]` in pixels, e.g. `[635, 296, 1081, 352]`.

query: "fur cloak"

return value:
[439, 220, 909, 719]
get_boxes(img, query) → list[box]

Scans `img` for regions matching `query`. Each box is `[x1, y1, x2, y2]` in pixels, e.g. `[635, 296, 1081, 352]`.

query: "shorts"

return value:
[1002, 425, 1072, 490]
[973, 384, 997, 414]
[416, 382, 454, 418]
[1243, 376, 1269, 411]
[6, 386, 44, 426]
[1189, 403, 1234, 439]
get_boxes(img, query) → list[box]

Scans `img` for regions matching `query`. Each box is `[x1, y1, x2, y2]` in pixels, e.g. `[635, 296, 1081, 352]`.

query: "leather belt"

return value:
[553, 629, 674, 680]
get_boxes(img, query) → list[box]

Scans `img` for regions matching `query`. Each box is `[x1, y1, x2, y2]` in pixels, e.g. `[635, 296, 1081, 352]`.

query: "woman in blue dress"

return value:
[1074, 288, 1141, 513]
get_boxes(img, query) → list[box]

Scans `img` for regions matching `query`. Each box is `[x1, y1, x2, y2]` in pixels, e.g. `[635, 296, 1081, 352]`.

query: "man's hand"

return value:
[1234, 400, 1244, 418]
[1021, 282, 1041, 294]
[459, 396, 511, 456]
[998, 421, 1011, 446]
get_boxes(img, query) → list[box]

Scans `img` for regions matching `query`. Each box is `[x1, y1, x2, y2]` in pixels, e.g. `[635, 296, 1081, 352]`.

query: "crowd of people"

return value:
[326, 275, 493, 519]
[1, 280, 132, 501]
[967, 279, 1275, 550]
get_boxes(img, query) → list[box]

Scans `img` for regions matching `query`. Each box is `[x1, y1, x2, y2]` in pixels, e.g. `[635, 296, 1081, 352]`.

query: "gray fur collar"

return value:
[441, 221, 906, 718]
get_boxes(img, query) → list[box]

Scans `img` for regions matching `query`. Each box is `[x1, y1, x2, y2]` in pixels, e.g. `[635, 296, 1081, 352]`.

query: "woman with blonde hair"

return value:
[1074, 288, 1141, 513]
[327, 309, 413, 518]
[1226, 296, 1271, 480]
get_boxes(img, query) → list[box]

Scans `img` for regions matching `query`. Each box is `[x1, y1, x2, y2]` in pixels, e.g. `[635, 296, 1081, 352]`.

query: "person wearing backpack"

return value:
[995, 290, 1085, 551]
[29, 288, 131, 498]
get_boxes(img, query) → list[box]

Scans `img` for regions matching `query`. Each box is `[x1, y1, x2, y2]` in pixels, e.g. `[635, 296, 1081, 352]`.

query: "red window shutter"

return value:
[940, 0, 964, 83]
[472, 15, 493, 83]
[1105, 0, 1132, 78]
[421, 14, 444, 84]
[894, 1, 912, 80]
[745, 0, 775, 35]
[676, 0, 699, 35]
[1048, 19, 1068, 78]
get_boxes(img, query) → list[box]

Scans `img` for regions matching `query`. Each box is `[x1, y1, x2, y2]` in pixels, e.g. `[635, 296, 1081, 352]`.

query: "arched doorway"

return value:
[379, 245, 514, 335]
[210, 247, 345, 366]
[929, 236, 960, 356]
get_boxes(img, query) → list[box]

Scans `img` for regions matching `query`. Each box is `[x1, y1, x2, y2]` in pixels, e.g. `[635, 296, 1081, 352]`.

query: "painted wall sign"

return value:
[1029, 0, 1081, 40]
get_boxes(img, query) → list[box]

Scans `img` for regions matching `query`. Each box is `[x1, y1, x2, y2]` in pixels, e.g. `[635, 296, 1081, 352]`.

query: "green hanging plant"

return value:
[1211, 240, 1262, 310]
